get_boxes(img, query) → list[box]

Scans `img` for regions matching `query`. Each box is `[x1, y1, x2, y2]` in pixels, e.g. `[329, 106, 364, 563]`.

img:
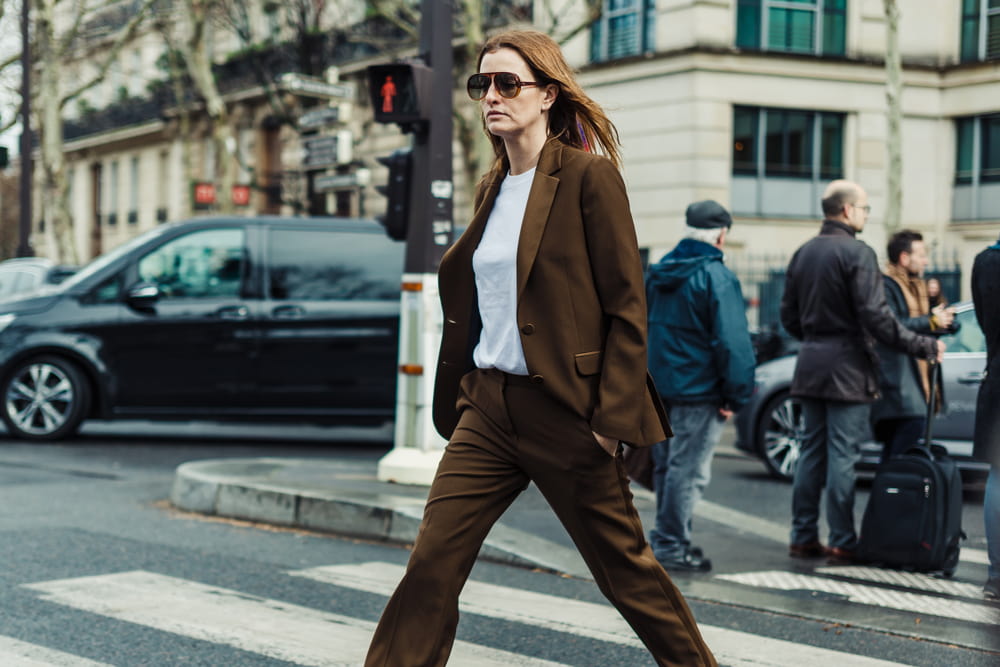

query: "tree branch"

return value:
[60, 0, 160, 108]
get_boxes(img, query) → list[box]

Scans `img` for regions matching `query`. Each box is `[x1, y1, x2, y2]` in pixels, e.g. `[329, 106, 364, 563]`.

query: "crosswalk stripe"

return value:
[290, 562, 916, 667]
[816, 566, 985, 598]
[0, 635, 111, 667]
[23, 571, 567, 667]
[717, 571, 1000, 626]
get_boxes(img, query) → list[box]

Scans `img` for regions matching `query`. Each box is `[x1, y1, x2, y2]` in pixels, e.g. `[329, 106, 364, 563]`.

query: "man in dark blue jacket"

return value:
[646, 200, 755, 572]
[872, 230, 955, 463]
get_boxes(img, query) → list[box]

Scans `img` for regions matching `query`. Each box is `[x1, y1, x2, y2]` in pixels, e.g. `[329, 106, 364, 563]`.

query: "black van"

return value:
[0, 217, 404, 440]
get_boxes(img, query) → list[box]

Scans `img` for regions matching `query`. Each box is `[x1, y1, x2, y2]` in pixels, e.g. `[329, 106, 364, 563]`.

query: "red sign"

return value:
[232, 185, 251, 206]
[193, 182, 216, 205]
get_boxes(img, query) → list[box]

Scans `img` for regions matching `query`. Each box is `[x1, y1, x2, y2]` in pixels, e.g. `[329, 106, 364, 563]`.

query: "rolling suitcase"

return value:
[857, 362, 964, 575]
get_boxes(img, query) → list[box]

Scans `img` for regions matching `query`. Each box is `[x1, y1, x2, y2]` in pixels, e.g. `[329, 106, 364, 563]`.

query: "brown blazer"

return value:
[432, 138, 670, 447]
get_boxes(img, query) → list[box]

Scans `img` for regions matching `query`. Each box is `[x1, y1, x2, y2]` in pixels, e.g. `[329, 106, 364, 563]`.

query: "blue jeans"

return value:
[649, 403, 724, 560]
[791, 398, 870, 551]
[986, 464, 999, 582]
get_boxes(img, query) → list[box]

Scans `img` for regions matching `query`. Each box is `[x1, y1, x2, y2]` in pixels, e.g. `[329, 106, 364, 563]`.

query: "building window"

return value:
[956, 114, 1000, 183]
[590, 0, 656, 62]
[736, 0, 846, 56]
[961, 0, 1000, 62]
[954, 114, 1000, 220]
[128, 156, 139, 224]
[732, 106, 845, 218]
[108, 160, 119, 225]
[158, 150, 169, 222]
[733, 106, 844, 180]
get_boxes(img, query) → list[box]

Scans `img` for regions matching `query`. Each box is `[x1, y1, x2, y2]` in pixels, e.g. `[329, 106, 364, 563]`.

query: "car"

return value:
[0, 257, 77, 301]
[0, 216, 404, 440]
[734, 301, 989, 480]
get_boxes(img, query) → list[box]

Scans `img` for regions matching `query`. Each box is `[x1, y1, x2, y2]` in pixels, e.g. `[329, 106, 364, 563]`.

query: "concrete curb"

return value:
[170, 458, 590, 579]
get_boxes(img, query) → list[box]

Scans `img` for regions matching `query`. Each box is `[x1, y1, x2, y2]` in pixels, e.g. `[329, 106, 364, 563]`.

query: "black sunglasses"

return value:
[467, 72, 540, 100]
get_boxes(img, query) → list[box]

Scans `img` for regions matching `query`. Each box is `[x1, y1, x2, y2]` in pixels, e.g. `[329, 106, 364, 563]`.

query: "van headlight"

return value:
[0, 314, 16, 334]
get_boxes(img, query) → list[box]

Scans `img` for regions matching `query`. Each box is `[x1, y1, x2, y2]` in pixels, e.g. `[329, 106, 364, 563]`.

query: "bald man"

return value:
[780, 180, 943, 564]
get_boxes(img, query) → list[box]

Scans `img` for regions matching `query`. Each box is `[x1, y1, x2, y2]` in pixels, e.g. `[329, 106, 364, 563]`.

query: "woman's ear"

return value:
[541, 83, 558, 111]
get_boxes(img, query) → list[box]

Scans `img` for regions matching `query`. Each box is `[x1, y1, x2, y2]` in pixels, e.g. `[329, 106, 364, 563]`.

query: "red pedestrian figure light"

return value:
[381, 76, 397, 113]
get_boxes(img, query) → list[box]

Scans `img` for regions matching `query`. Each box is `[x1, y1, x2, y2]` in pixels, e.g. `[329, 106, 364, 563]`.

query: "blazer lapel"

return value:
[516, 139, 563, 302]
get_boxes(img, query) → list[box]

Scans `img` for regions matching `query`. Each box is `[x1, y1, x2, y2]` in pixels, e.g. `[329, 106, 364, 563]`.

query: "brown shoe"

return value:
[789, 541, 826, 558]
[826, 547, 857, 564]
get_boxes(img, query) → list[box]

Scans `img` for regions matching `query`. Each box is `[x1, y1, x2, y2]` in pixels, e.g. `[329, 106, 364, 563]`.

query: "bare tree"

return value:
[32, 0, 157, 263]
[884, 0, 902, 232]
[0, 0, 23, 137]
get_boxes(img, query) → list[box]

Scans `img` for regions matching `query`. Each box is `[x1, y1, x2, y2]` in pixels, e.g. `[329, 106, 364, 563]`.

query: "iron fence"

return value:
[726, 250, 963, 333]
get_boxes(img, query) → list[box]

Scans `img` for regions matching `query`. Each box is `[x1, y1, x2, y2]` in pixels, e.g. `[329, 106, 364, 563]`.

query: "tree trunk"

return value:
[184, 0, 236, 214]
[37, 0, 76, 263]
[884, 0, 903, 233]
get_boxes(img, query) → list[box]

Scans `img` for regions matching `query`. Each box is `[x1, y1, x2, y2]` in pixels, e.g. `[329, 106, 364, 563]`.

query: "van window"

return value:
[137, 228, 245, 299]
[943, 309, 986, 354]
[267, 228, 401, 301]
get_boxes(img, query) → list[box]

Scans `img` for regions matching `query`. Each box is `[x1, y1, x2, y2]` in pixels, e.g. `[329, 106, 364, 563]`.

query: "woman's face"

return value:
[478, 48, 554, 142]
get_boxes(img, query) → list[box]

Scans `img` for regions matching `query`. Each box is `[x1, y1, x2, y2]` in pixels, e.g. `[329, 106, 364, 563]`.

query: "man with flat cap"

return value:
[646, 200, 755, 572]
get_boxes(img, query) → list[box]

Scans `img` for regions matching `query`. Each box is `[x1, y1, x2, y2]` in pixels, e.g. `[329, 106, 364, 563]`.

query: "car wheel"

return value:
[756, 391, 804, 481]
[2, 356, 90, 440]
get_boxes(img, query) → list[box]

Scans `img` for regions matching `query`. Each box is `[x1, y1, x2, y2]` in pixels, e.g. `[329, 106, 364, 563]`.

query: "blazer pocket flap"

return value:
[574, 351, 603, 376]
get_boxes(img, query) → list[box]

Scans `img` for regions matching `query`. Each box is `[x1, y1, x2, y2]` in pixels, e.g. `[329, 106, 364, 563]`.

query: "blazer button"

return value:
[530, 374, 544, 384]
[521, 323, 535, 335]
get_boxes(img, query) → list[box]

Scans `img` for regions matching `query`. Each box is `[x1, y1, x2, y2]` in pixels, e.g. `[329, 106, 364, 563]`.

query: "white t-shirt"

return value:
[472, 168, 536, 375]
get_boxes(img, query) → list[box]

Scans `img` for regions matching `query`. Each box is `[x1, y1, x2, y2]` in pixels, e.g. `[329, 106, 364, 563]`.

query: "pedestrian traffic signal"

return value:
[367, 63, 432, 125]
[375, 148, 413, 241]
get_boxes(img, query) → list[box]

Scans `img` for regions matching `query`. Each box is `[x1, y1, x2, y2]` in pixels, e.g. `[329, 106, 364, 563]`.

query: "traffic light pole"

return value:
[377, 0, 454, 485]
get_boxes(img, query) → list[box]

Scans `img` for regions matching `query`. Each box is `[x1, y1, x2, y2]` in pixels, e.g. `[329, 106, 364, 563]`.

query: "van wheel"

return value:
[2, 356, 90, 440]
[756, 391, 804, 481]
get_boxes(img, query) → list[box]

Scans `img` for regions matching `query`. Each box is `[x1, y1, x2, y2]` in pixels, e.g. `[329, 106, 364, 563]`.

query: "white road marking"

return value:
[717, 570, 1000, 626]
[0, 636, 111, 667]
[23, 571, 567, 667]
[290, 562, 917, 667]
[817, 566, 985, 598]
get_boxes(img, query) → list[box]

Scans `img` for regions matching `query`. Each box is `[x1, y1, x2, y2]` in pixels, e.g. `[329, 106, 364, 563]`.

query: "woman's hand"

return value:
[592, 431, 619, 457]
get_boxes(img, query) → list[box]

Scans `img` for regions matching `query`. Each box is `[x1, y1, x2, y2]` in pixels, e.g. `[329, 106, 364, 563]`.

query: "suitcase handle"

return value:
[922, 360, 941, 447]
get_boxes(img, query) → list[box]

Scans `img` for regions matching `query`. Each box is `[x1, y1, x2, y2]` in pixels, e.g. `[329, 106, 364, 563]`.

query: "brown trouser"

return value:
[365, 368, 717, 667]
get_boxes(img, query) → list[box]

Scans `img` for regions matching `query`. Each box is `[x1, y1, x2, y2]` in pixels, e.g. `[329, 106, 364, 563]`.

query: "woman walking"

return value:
[365, 29, 716, 667]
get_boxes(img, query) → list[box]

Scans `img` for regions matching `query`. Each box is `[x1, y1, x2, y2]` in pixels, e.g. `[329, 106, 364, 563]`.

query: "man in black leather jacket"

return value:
[780, 180, 943, 563]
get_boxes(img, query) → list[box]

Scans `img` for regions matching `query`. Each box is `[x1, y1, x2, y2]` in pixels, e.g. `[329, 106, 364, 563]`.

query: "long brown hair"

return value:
[476, 30, 622, 177]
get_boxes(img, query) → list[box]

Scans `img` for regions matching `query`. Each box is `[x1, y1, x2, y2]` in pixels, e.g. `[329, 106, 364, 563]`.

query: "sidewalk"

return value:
[169, 437, 749, 580]
[171, 453, 604, 579]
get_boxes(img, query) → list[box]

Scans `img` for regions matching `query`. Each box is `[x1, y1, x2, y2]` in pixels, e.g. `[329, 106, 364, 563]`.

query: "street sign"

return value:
[279, 73, 355, 100]
[298, 105, 348, 130]
[231, 184, 251, 206]
[314, 172, 365, 192]
[302, 130, 352, 169]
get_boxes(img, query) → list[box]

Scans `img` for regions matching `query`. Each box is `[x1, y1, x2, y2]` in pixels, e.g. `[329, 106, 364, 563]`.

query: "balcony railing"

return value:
[62, 19, 406, 142]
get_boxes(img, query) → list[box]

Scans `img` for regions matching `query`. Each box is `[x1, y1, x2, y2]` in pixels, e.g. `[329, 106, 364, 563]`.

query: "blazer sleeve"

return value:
[579, 158, 649, 441]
